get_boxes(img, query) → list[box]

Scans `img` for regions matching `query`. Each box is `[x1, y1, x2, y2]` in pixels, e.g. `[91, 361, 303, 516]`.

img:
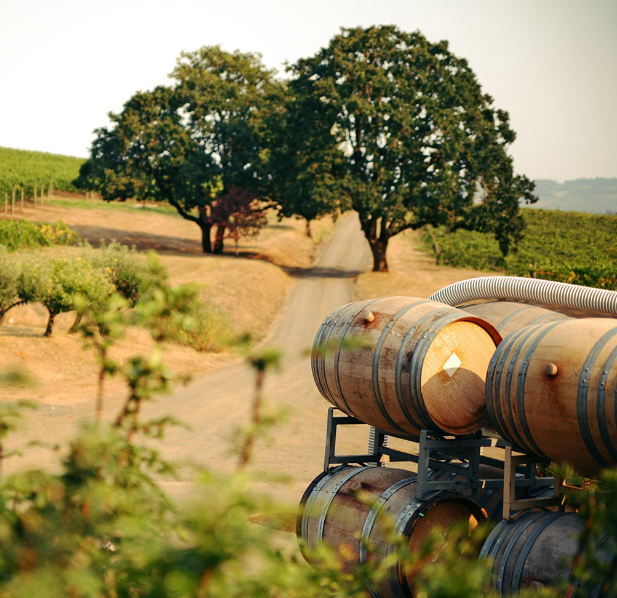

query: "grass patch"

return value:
[48, 196, 182, 217]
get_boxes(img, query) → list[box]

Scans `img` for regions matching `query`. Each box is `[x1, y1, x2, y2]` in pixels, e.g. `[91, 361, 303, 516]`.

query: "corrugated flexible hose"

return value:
[428, 276, 617, 315]
[368, 276, 617, 454]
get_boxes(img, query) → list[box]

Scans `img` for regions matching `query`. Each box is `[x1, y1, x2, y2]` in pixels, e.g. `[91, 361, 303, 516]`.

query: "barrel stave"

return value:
[299, 466, 487, 598]
[312, 296, 501, 437]
[486, 318, 617, 478]
[481, 512, 603, 596]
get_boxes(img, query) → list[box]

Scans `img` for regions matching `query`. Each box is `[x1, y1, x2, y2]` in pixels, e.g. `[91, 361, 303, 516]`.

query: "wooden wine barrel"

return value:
[312, 297, 501, 436]
[486, 317, 617, 478]
[458, 301, 570, 338]
[480, 511, 605, 596]
[298, 466, 487, 598]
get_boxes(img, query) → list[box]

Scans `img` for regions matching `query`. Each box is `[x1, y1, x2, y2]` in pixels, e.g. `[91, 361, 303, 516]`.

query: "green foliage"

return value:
[81, 241, 154, 305]
[421, 209, 617, 289]
[76, 47, 285, 254]
[1, 241, 616, 597]
[287, 25, 536, 271]
[169, 298, 234, 353]
[266, 84, 349, 233]
[564, 468, 617, 596]
[25, 254, 115, 336]
[0, 146, 85, 198]
[0, 220, 80, 251]
[5, 244, 234, 348]
[0, 248, 23, 321]
[0, 253, 373, 597]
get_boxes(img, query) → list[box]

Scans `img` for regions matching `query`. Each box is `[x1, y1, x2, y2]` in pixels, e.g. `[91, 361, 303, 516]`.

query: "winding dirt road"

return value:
[146, 213, 373, 505]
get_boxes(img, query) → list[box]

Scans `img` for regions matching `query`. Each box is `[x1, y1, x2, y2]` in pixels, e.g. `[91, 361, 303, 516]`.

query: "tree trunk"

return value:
[424, 224, 442, 265]
[199, 222, 213, 253]
[68, 313, 82, 335]
[369, 239, 389, 272]
[213, 224, 226, 255]
[305, 219, 313, 238]
[0, 301, 25, 327]
[44, 311, 55, 337]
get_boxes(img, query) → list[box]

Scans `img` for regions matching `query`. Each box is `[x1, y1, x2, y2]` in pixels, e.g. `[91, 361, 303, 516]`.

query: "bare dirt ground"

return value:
[1, 200, 500, 531]
[1, 200, 330, 409]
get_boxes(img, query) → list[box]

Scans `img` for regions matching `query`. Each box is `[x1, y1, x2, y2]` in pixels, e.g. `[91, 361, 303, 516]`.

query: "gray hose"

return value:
[429, 276, 617, 316]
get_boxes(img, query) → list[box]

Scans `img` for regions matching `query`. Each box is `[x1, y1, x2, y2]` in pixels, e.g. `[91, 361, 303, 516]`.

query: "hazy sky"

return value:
[1, 0, 616, 182]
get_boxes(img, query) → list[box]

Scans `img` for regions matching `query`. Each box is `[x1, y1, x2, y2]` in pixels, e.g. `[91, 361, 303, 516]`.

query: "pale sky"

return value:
[1, 0, 616, 182]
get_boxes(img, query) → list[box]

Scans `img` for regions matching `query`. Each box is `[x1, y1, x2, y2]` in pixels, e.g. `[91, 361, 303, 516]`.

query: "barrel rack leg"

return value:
[323, 408, 417, 470]
[367, 426, 389, 466]
[502, 446, 564, 520]
[323, 408, 380, 470]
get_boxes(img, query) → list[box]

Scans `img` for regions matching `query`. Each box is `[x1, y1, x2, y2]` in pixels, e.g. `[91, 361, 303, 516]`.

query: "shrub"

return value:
[167, 298, 234, 353]
[84, 241, 154, 305]
[0, 219, 80, 251]
[18, 253, 114, 336]
[0, 247, 23, 324]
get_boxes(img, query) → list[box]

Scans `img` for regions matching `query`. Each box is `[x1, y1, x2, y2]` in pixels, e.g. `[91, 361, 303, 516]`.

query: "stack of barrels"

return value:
[299, 295, 616, 597]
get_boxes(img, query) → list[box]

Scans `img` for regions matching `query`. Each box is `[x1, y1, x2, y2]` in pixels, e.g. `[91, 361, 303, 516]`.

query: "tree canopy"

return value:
[76, 46, 283, 254]
[286, 25, 537, 271]
[77, 30, 536, 265]
[265, 87, 349, 237]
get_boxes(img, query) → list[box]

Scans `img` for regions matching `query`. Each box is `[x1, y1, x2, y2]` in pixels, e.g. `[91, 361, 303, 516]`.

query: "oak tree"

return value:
[76, 47, 282, 254]
[288, 25, 537, 271]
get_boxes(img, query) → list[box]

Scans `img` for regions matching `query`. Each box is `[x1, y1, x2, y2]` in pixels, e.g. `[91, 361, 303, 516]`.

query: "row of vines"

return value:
[0, 146, 85, 197]
[422, 208, 617, 289]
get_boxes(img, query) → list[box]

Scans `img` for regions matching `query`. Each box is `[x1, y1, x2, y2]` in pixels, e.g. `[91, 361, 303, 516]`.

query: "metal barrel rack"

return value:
[322, 407, 569, 520]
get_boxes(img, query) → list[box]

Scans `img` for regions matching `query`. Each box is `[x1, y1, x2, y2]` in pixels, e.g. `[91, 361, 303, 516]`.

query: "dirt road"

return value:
[145, 212, 373, 505]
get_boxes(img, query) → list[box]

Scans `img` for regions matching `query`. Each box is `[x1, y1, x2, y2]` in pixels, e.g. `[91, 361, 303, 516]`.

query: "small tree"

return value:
[20, 254, 114, 337]
[85, 241, 153, 305]
[211, 186, 268, 255]
[0, 248, 24, 326]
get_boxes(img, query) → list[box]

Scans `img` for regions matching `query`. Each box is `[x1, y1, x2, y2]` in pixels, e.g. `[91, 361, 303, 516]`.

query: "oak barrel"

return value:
[312, 297, 501, 436]
[458, 301, 570, 338]
[486, 318, 617, 478]
[297, 466, 487, 598]
[480, 511, 605, 596]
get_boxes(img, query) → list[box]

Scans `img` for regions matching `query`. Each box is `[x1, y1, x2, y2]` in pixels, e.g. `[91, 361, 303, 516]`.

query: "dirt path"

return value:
[3, 207, 497, 518]
[143, 212, 373, 506]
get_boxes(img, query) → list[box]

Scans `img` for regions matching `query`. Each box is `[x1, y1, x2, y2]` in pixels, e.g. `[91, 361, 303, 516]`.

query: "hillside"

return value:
[0, 146, 85, 197]
[529, 177, 617, 213]
[418, 208, 617, 289]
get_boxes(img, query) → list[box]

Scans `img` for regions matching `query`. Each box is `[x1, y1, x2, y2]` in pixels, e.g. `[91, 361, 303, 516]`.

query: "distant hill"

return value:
[527, 178, 617, 214]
